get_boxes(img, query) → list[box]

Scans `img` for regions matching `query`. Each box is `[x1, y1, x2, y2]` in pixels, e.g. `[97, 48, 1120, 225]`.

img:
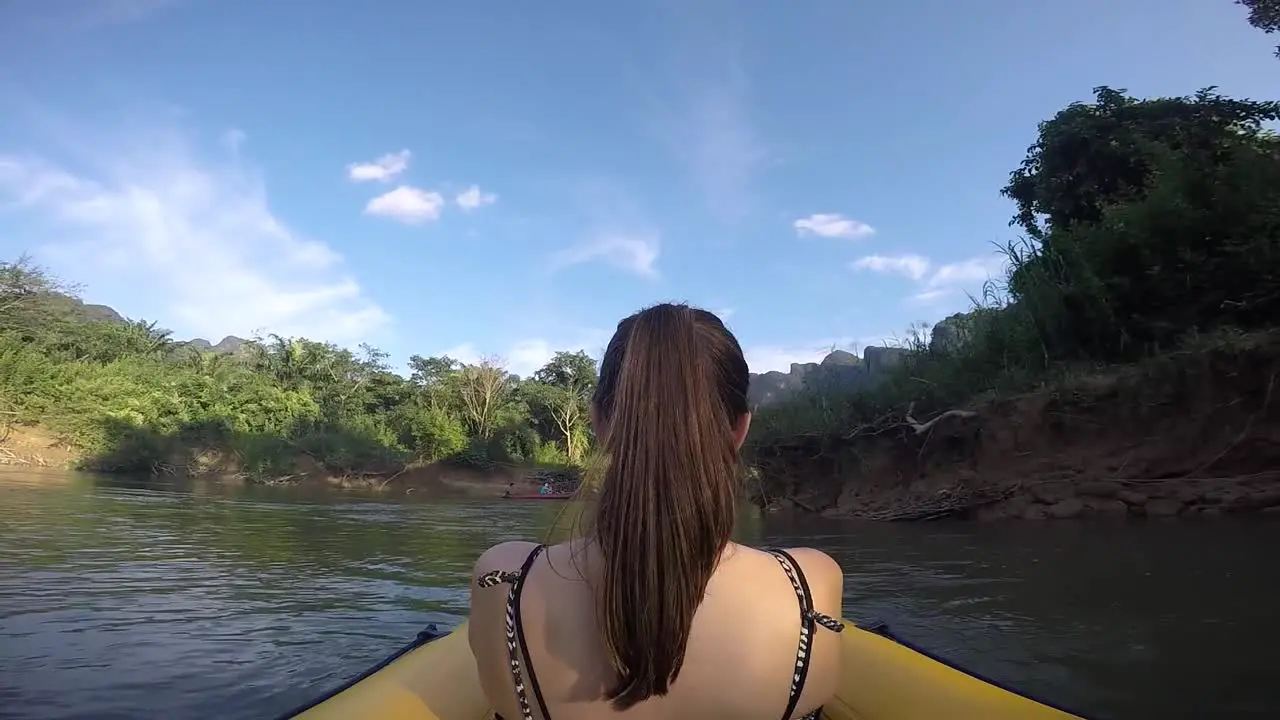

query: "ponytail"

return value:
[591, 303, 748, 710]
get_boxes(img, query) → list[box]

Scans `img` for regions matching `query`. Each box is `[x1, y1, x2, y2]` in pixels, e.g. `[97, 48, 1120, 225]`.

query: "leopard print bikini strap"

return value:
[769, 549, 843, 720]
[475, 545, 549, 720]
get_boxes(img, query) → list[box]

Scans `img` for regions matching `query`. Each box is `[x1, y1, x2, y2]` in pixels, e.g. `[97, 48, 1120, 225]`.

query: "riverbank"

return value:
[0, 425, 78, 469]
[749, 331, 1280, 521]
[0, 423, 579, 497]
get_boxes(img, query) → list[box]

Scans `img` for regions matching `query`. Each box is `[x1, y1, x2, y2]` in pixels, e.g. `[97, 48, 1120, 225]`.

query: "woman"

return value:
[469, 303, 844, 719]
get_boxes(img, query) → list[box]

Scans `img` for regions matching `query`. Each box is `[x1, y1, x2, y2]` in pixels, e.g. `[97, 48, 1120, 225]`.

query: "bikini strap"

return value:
[768, 549, 843, 720]
[475, 545, 551, 720]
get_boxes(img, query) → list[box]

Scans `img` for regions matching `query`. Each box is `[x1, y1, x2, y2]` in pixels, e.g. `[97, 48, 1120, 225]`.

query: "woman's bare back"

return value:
[469, 540, 844, 720]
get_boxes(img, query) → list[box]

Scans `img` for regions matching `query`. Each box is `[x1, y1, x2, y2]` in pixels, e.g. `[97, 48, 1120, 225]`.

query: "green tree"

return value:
[1237, 0, 1280, 56]
[0, 255, 82, 337]
[407, 354, 460, 410]
[1002, 86, 1280, 242]
[527, 351, 597, 463]
[998, 86, 1280, 361]
[454, 357, 512, 440]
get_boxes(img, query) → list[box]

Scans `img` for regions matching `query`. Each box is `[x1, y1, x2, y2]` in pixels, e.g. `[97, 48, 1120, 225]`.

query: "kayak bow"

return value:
[277, 620, 1091, 720]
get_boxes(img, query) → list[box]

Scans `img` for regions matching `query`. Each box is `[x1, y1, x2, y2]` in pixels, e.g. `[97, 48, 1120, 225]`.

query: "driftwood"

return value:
[0, 446, 50, 467]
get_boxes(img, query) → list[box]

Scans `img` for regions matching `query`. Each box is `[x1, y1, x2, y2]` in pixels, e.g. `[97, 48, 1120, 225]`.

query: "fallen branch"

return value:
[904, 408, 979, 435]
[377, 467, 408, 490]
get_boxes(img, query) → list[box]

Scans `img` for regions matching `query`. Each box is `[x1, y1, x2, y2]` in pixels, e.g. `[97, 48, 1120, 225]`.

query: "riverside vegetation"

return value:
[3, 79, 1279, 516]
[749, 83, 1280, 520]
[0, 275, 600, 489]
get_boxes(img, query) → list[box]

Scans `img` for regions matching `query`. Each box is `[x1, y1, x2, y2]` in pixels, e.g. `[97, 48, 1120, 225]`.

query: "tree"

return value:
[1002, 86, 1280, 242]
[531, 350, 598, 394]
[407, 354, 459, 388]
[407, 354, 461, 410]
[528, 351, 597, 463]
[0, 254, 82, 335]
[398, 404, 467, 462]
[1000, 86, 1280, 360]
[455, 357, 512, 439]
[1237, 0, 1280, 57]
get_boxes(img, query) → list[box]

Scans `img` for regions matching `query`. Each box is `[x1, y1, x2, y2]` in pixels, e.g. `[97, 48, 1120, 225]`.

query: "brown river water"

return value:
[1, 470, 1278, 719]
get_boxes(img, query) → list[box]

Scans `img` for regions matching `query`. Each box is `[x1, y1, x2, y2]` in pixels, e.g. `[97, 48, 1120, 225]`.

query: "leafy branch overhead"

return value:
[1237, 0, 1280, 57]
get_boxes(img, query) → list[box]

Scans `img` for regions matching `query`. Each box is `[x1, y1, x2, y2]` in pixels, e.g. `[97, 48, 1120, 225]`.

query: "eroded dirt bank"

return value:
[748, 334, 1280, 521]
[0, 426, 78, 469]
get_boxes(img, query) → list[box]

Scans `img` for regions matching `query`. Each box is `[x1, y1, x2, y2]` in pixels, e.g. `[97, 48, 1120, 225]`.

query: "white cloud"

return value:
[851, 252, 1008, 305]
[455, 184, 497, 211]
[549, 233, 660, 279]
[507, 339, 557, 378]
[685, 80, 767, 222]
[364, 186, 445, 225]
[439, 342, 481, 365]
[794, 213, 875, 241]
[851, 253, 930, 281]
[0, 126, 389, 344]
[909, 288, 952, 304]
[925, 257, 1002, 288]
[440, 330, 611, 378]
[912, 256, 1007, 304]
[440, 340, 552, 378]
[657, 13, 765, 225]
[347, 150, 411, 183]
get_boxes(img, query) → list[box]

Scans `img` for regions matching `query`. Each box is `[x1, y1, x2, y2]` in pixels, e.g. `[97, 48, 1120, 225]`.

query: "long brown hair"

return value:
[591, 302, 750, 710]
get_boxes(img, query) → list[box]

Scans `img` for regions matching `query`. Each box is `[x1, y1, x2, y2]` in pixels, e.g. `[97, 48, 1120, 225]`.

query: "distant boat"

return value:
[502, 492, 575, 500]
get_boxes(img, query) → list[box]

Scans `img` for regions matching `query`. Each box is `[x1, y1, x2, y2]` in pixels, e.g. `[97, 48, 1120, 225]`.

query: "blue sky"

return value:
[0, 0, 1274, 377]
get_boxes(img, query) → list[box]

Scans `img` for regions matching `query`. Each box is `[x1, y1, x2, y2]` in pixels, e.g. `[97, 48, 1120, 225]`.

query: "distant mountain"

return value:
[61, 293, 915, 394]
[747, 345, 909, 408]
[53, 292, 252, 357]
[177, 336, 251, 356]
[75, 300, 126, 325]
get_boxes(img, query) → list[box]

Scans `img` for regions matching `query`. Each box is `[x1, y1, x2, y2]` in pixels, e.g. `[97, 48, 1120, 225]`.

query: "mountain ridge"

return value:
[57, 292, 930, 405]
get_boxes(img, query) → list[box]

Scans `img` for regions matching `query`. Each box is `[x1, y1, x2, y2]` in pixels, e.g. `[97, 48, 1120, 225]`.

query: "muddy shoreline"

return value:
[749, 334, 1280, 521]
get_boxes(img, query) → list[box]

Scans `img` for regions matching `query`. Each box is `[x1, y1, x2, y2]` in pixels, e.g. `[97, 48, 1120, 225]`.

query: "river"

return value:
[1, 470, 1277, 720]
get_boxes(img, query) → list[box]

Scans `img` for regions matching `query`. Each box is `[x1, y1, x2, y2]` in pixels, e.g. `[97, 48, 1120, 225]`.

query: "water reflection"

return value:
[1, 471, 1277, 719]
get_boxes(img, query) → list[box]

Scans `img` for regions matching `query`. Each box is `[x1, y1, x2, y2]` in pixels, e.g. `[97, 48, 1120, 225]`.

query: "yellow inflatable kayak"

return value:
[279, 620, 1087, 720]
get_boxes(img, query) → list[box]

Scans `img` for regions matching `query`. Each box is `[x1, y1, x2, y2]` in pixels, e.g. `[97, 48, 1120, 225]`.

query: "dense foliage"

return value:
[1238, 0, 1280, 56]
[0, 261, 599, 480]
[750, 85, 1280, 445]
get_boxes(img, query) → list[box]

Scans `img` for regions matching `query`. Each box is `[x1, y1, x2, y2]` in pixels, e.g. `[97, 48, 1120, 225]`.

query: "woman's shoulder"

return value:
[758, 545, 844, 594]
[773, 546, 843, 576]
[471, 540, 542, 581]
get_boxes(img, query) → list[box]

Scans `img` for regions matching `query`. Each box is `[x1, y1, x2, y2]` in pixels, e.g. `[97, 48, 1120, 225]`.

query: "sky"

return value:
[0, 0, 1275, 378]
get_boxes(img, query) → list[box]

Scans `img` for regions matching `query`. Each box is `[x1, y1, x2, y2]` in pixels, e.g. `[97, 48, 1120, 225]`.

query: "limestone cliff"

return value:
[747, 346, 909, 408]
